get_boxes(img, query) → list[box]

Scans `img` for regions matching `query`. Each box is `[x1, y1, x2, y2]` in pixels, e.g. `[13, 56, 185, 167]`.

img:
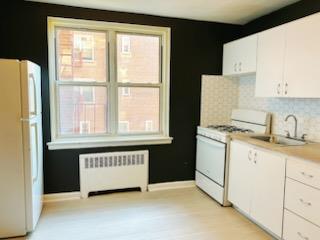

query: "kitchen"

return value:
[1, 0, 320, 239]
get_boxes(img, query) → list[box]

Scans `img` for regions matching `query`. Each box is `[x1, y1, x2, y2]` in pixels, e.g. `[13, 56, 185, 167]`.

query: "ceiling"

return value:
[27, 0, 300, 25]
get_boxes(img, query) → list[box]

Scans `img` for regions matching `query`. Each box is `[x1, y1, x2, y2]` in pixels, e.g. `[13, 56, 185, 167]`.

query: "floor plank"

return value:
[12, 187, 273, 240]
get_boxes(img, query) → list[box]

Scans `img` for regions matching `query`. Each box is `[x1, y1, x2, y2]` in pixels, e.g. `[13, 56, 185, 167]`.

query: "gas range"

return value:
[195, 109, 271, 206]
[197, 125, 254, 143]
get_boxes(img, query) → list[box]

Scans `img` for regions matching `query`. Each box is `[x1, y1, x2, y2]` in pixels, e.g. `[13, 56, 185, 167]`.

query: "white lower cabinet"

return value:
[228, 140, 286, 238]
[283, 157, 320, 240]
[283, 210, 320, 240]
[228, 141, 254, 215]
[285, 178, 320, 227]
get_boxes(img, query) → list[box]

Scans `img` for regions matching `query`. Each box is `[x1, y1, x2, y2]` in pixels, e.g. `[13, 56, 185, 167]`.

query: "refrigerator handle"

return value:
[32, 125, 39, 184]
[29, 73, 38, 116]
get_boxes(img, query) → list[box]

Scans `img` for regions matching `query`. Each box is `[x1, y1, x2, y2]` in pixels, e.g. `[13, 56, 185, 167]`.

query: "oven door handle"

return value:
[196, 135, 226, 148]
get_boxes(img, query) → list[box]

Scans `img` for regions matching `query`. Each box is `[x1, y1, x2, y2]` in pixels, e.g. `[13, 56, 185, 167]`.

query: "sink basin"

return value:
[250, 135, 306, 146]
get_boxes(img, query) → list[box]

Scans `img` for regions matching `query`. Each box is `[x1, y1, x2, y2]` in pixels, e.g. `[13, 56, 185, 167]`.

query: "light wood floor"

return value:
[13, 187, 273, 240]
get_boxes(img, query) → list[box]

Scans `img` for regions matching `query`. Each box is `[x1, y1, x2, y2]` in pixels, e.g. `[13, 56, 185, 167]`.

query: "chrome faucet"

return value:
[285, 114, 298, 138]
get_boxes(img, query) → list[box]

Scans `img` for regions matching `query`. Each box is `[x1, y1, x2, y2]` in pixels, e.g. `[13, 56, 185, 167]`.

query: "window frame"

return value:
[47, 17, 172, 150]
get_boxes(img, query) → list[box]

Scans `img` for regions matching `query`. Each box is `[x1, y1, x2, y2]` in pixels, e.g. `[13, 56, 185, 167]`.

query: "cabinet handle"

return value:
[248, 150, 252, 161]
[299, 198, 312, 206]
[277, 83, 281, 95]
[253, 152, 257, 164]
[285, 82, 288, 95]
[297, 231, 309, 240]
[234, 63, 237, 72]
[238, 62, 242, 72]
[300, 171, 314, 179]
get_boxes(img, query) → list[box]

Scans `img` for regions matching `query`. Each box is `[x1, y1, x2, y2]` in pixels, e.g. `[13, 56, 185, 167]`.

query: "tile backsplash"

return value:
[200, 75, 238, 127]
[201, 75, 320, 142]
[238, 76, 320, 142]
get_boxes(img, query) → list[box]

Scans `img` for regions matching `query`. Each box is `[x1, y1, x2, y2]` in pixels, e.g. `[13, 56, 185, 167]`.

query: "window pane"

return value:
[56, 28, 107, 82]
[58, 86, 108, 135]
[117, 34, 160, 84]
[118, 87, 159, 133]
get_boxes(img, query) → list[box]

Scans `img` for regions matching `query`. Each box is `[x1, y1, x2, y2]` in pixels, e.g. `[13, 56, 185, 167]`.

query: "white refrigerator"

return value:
[0, 59, 43, 238]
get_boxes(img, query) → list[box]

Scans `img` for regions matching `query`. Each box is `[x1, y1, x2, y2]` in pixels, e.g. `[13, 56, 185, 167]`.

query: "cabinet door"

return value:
[223, 34, 257, 76]
[255, 26, 286, 97]
[238, 34, 257, 75]
[284, 13, 320, 98]
[228, 141, 254, 215]
[223, 41, 236, 76]
[250, 149, 286, 237]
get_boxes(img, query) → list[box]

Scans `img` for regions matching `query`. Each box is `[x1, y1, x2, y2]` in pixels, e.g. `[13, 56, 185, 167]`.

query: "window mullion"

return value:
[108, 30, 118, 135]
[56, 81, 108, 87]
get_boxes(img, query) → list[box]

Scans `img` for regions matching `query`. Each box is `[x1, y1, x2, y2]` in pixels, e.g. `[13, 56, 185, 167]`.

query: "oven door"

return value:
[196, 135, 226, 186]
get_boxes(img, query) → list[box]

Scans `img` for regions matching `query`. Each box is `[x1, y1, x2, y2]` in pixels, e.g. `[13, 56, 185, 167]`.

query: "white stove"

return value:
[195, 109, 271, 206]
[197, 125, 254, 143]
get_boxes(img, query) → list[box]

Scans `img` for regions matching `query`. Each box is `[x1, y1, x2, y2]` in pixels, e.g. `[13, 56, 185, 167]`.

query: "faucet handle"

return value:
[301, 134, 308, 140]
[285, 130, 291, 138]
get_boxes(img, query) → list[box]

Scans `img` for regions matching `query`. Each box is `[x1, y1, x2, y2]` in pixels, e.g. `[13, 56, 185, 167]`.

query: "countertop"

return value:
[230, 133, 320, 164]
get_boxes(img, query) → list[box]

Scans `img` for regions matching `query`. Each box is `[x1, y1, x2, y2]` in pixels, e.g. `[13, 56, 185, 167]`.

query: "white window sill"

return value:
[47, 135, 173, 150]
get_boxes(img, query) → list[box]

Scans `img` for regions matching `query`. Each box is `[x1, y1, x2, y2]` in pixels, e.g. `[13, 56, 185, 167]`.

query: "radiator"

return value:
[79, 150, 149, 198]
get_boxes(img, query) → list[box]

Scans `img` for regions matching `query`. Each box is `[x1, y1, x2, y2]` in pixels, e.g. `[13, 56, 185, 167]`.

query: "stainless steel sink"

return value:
[250, 135, 307, 146]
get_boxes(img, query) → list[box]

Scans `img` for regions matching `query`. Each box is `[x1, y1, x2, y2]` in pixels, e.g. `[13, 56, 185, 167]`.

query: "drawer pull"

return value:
[299, 198, 312, 206]
[297, 231, 309, 240]
[248, 150, 252, 161]
[301, 172, 314, 179]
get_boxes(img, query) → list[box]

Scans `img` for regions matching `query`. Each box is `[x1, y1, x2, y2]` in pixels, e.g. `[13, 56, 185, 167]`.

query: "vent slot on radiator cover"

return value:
[84, 153, 145, 169]
[80, 150, 148, 199]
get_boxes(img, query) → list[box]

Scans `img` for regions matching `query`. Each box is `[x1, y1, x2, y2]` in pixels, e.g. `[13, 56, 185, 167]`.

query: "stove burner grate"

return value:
[207, 124, 254, 133]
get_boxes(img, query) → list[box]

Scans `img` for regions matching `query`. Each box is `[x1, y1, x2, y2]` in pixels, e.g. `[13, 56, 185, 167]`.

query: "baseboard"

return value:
[43, 191, 81, 203]
[43, 181, 196, 203]
[147, 180, 196, 192]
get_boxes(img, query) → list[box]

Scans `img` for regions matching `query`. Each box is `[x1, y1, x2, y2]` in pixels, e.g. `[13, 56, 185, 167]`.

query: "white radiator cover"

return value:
[79, 150, 149, 198]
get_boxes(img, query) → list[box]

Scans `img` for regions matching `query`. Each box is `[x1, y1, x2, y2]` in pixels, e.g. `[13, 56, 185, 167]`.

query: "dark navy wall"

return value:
[243, 0, 320, 35]
[0, 0, 241, 193]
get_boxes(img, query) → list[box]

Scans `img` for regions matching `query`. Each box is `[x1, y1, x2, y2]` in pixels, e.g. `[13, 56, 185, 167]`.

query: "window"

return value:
[80, 121, 91, 134]
[145, 120, 153, 132]
[121, 36, 131, 54]
[48, 17, 171, 149]
[121, 87, 130, 96]
[118, 121, 129, 133]
[73, 34, 94, 61]
[80, 86, 95, 103]
[74, 34, 94, 61]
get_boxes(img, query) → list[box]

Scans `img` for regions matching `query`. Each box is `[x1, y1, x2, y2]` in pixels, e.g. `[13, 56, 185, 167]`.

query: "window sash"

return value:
[48, 17, 171, 143]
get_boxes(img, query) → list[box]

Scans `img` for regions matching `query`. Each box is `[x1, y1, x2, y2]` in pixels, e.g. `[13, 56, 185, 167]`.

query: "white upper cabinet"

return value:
[283, 13, 320, 98]
[223, 12, 320, 98]
[223, 34, 257, 76]
[255, 26, 286, 97]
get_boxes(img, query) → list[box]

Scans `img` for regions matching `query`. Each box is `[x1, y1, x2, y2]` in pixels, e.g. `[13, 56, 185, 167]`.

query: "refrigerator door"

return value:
[0, 59, 26, 238]
[22, 116, 43, 232]
[20, 60, 43, 232]
[20, 60, 42, 118]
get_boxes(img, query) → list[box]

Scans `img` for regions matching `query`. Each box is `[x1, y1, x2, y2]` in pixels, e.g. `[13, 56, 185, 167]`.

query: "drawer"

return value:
[195, 171, 224, 205]
[285, 178, 320, 226]
[283, 210, 320, 240]
[287, 157, 320, 189]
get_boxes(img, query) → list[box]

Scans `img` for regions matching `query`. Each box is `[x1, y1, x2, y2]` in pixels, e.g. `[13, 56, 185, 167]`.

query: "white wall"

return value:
[200, 75, 320, 142]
